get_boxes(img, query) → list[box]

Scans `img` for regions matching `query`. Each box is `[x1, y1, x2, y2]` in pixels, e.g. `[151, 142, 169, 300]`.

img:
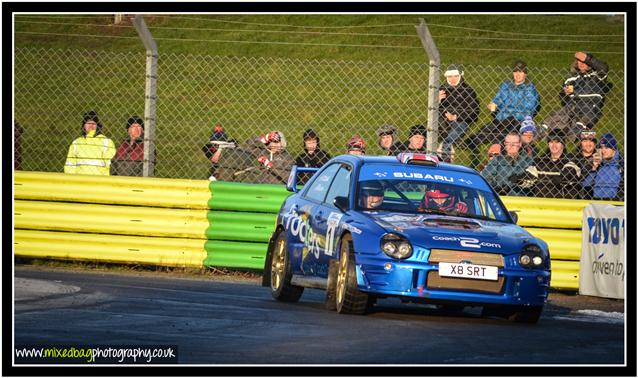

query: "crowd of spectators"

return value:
[53, 51, 622, 201]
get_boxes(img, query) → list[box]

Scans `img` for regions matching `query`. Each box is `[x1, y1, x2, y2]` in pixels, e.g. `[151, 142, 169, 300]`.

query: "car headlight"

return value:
[519, 244, 546, 269]
[380, 233, 413, 259]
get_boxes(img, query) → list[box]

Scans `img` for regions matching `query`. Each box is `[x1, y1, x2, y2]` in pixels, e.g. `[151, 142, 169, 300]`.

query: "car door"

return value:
[292, 163, 341, 276]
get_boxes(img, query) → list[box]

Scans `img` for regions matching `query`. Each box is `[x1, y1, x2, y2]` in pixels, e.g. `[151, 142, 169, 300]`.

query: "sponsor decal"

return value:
[373, 172, 387, 178]
[457, 178, 473, 185]
[585, 216, 625, 280]
[432, 235, 501, 249]
[392, 172, 454, 182]
[342, 224, 362, 235]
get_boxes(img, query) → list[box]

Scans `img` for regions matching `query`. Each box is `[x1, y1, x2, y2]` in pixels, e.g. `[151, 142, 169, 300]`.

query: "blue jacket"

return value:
[481, 153, 534, 196]
[582, 151, 623, 200]
[492, 79, 540, 122]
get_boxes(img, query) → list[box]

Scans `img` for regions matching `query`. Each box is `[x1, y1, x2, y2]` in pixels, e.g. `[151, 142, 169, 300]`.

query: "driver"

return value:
[359, 181, 384, 210]
[420, 188, 468, 214]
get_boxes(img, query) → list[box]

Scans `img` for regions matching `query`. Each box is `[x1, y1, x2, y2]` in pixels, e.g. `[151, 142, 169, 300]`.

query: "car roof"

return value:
[332, 154, 479, 175]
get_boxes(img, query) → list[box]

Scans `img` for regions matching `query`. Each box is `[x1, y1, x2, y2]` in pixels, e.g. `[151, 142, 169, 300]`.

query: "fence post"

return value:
[415, 18, 440, 154]
[114, 14, 124, 24]
[133, 15, 158, 177]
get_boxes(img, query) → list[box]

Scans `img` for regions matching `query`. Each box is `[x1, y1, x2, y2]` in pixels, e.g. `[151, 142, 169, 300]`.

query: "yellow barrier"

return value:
[525, 228, 582, 261]
[15, 200, 209, 239]
[14, 171, 210, 209]
[14, 229, 207, 268]
[549, 260, 580, 290]
[502, 196, 623, 229]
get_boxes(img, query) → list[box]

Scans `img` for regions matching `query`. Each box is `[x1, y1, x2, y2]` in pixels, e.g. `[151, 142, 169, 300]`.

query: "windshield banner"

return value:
[359, 165, 491, 192]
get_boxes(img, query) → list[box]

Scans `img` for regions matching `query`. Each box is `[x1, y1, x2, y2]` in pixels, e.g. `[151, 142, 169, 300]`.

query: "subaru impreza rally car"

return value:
[262, 153, 551, 323]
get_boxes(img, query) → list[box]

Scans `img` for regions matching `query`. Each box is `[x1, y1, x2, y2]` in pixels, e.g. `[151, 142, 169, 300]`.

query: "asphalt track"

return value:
[13, 265, 625, 365]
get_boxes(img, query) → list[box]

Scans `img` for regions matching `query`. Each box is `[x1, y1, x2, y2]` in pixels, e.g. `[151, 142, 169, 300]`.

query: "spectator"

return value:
[399, 124, 427, 153]
[14, 120, 23, 170]
[519, 116, 539, 158]
[64, 110, 116, 176]
[376, 124, 401, 156]
[574, 128, 598, 179]
[582, 133, 624, 200]
[295, 128, 332, 184]
[464, 60, 540, 166]
[478, 143, 501, 172]
[529, 129, 582, 199]
[437, 64, 479, 159]
[436, 143, 455, 164]
[201, 124, 237, 181]
[480, 131, 534, 196]
[541, 51, 611, 141]
[111, 116, 148, 177]
[246, 130, 295, 184]
[346, 135, 366, 155]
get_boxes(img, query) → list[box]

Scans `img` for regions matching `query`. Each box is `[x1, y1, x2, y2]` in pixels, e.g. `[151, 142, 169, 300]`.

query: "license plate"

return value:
[438, 262, 498, 281]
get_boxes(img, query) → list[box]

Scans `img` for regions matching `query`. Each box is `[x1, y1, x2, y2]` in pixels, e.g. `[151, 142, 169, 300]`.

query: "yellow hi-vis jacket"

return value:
[64, 130, 116, 175]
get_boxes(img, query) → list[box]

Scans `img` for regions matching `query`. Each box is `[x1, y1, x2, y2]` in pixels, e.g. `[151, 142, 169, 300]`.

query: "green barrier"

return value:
[204, 240, 267, 269]
[206, 211, 276, 242]
[208, 181, 289, 213]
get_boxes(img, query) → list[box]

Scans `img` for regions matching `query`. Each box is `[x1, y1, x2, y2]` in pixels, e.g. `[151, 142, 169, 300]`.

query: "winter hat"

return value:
[579, 128, 597, 143]
[209, 123, 228, 141]
[347, 135, 366, 152]
[444, 64, 463, 77]
[126, 116, 144, 129]
[81, 110, 103, 135]
[376, 124, 397, 137]
[408, 124, 427, 138]
[519, 116, 537, 135]
[512, 59, 528, 73]
[547, 128, 566, 145]
[599, 133, 618, 150]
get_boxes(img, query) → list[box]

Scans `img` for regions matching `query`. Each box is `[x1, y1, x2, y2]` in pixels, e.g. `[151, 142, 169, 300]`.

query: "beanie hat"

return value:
[547, 128, 566, 144]
[579, 128, 597, 143]
[599, 133, 618, 150]
[376, 124, 397, 137]
[81, 110, 103, 135]
[512, 59, 527, 73]
[126, 116, 144, 130]
[444, 64, 463, 77]
[209, 123, 228, 142]
[347, 135, 366, 152]
[409, 124, 427, 138]
[519, 116, 537, 135]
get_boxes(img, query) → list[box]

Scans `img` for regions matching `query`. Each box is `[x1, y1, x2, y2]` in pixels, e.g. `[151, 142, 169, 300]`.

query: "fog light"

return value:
[532, 256, 543, 266]
[384, 263, 393, 271]
[520, 254, 531, 266]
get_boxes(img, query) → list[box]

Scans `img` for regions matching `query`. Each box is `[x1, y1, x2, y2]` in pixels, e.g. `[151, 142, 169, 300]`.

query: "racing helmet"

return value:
[422, 188, 456, 211]
[359, 180, 384, 209]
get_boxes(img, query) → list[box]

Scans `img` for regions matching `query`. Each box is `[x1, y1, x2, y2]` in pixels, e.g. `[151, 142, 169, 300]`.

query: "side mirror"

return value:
[334, 196, 349, 213]
[509, 211, 519, 224]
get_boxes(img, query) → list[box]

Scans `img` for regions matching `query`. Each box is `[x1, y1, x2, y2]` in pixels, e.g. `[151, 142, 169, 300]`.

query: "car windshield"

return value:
[356, 179, 509, 222]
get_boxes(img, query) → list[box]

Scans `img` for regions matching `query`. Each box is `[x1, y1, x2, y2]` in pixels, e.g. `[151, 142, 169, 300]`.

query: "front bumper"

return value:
[355, 255, 550, 307]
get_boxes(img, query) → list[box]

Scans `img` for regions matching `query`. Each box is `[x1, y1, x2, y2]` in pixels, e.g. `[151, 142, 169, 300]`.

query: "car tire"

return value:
[270, 231, 304, 302]
[509, 306, 543, 324]
[324, 259, 338, 311]
[335, 234, 370, 314]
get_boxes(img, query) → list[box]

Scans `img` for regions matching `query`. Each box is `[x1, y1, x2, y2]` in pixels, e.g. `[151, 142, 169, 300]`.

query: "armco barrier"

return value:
[13, 171, 622, 290]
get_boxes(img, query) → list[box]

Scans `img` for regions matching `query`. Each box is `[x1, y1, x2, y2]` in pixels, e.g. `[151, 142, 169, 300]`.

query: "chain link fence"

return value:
[14, 47, 624, 200]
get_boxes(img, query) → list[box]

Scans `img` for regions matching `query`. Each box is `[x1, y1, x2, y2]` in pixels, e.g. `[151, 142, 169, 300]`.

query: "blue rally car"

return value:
[262, 153, 551, 323]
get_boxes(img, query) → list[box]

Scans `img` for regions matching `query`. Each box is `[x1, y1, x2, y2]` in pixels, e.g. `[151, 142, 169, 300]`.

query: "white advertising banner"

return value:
[579, 204, 625, 299]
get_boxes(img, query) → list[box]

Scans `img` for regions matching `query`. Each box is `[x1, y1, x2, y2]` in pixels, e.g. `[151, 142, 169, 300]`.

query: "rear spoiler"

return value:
[286, 165, 320, 193]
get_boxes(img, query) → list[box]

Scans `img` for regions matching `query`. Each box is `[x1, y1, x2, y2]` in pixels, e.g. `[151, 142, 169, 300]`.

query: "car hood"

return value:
[364, 212, 534, 254]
